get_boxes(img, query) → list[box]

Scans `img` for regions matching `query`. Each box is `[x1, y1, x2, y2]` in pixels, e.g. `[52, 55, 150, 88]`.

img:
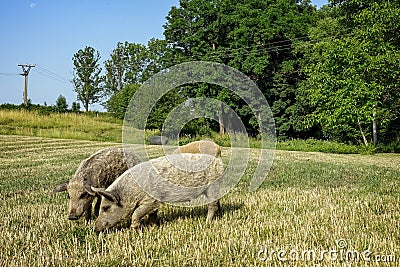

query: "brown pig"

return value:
[52, 147, 140, 221]
[174, 140, 221, 157]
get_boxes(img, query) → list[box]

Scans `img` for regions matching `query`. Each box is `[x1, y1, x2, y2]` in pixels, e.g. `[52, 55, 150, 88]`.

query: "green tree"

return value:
[104, 42, 126, 94]
[299, 0, 400, 145]
[142, 38, 173, 81]
[71, 102, 80, 113]
[146, 89, 186, 131]
[55, 95, 68, 113]
[106, 84, 139, 119]
[103, 39, 172, 116]
[104, 39, 171, 95]
[163, 0, 316, 137]
[72, 46, 103, 112]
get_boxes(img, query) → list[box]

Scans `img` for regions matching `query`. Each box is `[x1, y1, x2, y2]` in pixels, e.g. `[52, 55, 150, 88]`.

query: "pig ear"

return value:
[51, 182, 68, 194]
[90, 186, 106, 196]
[84, 183, 96, 196]
[91, 186, 121, 204]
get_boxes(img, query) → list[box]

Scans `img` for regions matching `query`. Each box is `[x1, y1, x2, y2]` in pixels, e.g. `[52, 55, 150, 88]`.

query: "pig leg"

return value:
[205, 183, 221, 223]
[148, 210, 158, 225]
[130, 204, 159, 230]
[84, 205, 92, 221]
[206, 200, 220, 223]
[94, 196, 101, 217]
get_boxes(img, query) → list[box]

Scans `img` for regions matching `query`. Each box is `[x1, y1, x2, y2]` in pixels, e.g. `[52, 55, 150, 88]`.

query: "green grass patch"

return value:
[0, 135, 399, 266]
[0, 109, 122, 142]
[276, 138, 361, 154]
[1, 109, 398, 154]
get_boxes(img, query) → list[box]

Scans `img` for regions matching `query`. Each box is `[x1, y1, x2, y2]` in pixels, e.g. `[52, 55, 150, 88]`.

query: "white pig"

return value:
[91, 153, 224, 231]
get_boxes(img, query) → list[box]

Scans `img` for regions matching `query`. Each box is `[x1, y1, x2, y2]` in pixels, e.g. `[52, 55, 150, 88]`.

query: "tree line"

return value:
[72, 0, 400, 146]
[0, 95, 80, 114]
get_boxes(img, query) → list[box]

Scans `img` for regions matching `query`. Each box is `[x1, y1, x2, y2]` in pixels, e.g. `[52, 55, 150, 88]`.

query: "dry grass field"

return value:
[0, 134, 399, 266]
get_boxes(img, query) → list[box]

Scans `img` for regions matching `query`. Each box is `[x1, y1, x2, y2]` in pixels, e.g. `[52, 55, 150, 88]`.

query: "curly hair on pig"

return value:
[52, 147, 140, 221]
[92, 153, 224, 232]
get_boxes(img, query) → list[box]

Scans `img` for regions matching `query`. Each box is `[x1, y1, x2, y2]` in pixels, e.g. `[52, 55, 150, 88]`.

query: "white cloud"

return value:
[30, 3, 37, 8]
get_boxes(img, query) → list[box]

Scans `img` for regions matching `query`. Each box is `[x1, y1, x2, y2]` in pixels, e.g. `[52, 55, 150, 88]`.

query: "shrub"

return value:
[72, 102, 81, 113]
[55, 95, 68, 113]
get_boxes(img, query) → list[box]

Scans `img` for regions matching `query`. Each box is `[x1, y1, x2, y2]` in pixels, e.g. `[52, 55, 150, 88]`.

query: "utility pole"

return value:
[18, 64, 36, 105]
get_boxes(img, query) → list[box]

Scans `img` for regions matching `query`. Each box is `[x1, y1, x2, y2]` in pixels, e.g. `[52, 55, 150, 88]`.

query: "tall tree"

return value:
[104, 39, 171, 93]
[163, 0, 316, 136]
[104, 42, 126, 94]
[72, 46, 103, 112]
[142, 38, 172, 81]
[299, 0, 400, 145]
[164, 0, 253, 134]
[104, 39, 176, 121]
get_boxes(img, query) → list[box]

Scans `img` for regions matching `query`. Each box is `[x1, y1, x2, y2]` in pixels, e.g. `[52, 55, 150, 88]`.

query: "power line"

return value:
[33, 65, 72, 84]
[19, 28, 358, 85]
[0, 72, 19, 76]
[101, 29, 358, 70]
[36, 65, 71, 82]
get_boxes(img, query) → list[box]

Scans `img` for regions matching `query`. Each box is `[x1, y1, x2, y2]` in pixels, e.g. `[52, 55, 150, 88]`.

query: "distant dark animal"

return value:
[148, 136, 169, 145]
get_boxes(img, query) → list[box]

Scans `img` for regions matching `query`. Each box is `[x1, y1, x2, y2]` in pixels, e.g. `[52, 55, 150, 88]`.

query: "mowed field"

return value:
[1, 134, 400, 266]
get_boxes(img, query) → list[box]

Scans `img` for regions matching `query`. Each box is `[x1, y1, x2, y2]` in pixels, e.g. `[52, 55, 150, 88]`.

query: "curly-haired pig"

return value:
[174, 139, 221, 157]
[52, 147, 140, 221]
[91, 153, 224, 232]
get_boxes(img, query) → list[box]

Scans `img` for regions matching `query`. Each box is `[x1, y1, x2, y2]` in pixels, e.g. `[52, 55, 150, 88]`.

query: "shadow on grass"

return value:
[158, 201, 244, 224]
[94, 201, 245, 233]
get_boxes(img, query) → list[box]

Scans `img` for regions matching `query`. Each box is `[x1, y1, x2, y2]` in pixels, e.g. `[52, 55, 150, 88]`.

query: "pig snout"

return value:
[94, 221, 108, 232]
[68, 208, 82, 220]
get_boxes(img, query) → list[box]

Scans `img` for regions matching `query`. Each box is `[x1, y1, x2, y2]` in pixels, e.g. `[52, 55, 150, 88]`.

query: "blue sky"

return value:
[0, 0, 328, 111]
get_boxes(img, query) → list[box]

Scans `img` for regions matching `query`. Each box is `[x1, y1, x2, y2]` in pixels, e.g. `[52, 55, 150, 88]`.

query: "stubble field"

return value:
[0, 134, 399, 266]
